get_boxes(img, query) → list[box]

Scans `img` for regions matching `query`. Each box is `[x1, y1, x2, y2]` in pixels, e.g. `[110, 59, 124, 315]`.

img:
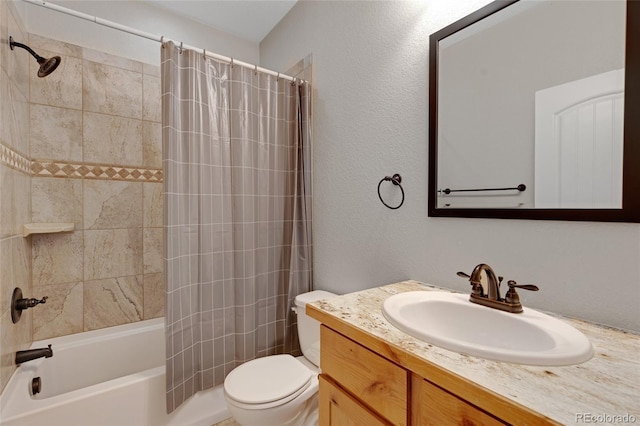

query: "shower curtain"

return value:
[161, 42, 312, 413]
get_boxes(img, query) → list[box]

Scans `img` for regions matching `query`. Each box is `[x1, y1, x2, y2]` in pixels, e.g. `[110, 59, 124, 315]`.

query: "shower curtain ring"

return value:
[230, 58, 234, 68]
[291, 77, 296, 86]
[276, 72, 280, 82]
[160, 36, 164, 48]
[202, 49, 206, 60]
[254, 64, 258, 75]
[179, 42, 183, 54]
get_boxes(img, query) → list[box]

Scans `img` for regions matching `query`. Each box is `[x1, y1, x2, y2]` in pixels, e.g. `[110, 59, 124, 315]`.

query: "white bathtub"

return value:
[0, 318, 230, 426]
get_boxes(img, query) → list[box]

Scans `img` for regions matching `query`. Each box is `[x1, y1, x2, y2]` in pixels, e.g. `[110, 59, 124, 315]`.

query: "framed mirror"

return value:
[428, 0, 640, 222]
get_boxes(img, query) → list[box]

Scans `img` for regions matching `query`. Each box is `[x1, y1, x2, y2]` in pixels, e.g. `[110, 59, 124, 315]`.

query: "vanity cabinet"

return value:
[411, 376, 506, 426]
[320, 326, 407, 425]
[317, 324, 554, 426]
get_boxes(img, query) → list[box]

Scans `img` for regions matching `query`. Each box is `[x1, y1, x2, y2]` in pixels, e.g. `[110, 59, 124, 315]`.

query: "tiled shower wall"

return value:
[0, 0, 33, 394]
[27, 34, 164, 340]
[0, 10, 164, 392]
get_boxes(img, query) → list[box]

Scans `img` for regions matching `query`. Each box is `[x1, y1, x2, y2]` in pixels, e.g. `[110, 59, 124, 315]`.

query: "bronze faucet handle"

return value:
[458, 271, 484, 296]
[506, 280, 539, 292]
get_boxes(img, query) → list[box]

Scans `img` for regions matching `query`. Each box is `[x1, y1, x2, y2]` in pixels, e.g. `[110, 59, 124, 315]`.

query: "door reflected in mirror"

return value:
[437, 0, 624, 209]
[429, 0, 640, 222]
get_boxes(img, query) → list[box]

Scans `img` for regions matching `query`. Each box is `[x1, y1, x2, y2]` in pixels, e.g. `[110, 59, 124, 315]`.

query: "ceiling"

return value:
[145, 0, 298, 43]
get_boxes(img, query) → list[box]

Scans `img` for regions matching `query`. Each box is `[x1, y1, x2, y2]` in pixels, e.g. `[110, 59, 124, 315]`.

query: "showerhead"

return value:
[36, 55, 61, 78]
[9, 36, 61, 78]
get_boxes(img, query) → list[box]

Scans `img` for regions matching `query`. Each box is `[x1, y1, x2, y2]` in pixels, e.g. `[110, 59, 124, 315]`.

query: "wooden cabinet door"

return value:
[412, 375, 507, 426]
[321, 326, 408, 425]
[319, 375, 391, 426]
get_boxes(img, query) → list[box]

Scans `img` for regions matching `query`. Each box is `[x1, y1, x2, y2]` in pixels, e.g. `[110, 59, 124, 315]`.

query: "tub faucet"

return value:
[16, 344, 53, 365]
[457, 263, 539, 313]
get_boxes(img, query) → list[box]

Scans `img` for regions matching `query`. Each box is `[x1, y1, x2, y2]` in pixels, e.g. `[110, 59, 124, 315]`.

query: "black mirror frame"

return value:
[428, 0, 640, 223]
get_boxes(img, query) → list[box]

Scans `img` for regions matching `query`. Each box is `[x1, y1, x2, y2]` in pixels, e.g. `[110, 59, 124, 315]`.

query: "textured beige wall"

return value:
[0, 0, 34, 394]
[27, 35, 164, 341]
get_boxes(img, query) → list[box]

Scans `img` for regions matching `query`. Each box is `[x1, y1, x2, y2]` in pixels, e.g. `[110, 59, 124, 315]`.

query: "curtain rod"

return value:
[21, 0, 303, 83]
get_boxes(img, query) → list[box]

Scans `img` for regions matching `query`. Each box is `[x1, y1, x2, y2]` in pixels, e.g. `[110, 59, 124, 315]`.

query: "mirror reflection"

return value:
[435, 0, 625, 209]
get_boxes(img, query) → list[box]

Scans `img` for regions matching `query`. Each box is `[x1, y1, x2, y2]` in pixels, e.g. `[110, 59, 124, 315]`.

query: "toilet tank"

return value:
[293, 290, 337, 367]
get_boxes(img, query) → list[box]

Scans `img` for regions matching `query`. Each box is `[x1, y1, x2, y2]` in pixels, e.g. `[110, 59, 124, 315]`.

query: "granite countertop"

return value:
[309, 280, 640, 425]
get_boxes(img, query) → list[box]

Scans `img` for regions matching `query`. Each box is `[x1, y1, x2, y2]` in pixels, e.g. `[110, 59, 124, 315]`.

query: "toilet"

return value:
[224, 290, 336, 426]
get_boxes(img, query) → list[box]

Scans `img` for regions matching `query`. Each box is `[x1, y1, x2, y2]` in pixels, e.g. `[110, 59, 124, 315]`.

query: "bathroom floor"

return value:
[213, 417, 241, 426]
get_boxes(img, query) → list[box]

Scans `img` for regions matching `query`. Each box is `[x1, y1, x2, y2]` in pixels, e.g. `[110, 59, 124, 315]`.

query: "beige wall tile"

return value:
[0, 71, 29, 155]
[1, 307, 31, 393]
[6, 10, 29, 100]
[142, 120, 162, 168]
[0, 236, 28, 319]
[83, 61, 142, 118]
[0, 1, 9, 76]
[143, 182, 163, 228]
[29, 33, 82, 59]
[11, 235, 31, 299]
[32, 177, 83, 228]
[84, 229, 142, 280]
[143, 63, 160, 78]
[32, 232, 83, 287]
[83, 180, 142, 230]
[30, 49, 82, 110]
[12, 167, 30, 236]
[83, 111, 142, 166]
[142, 74, 161, 122]
[144, 227, 163, 274]
[82, 47, 142, 73]
[0, 237, 12, 318]
[143, 273, 164, 319]
[0, 70, 11, 148]
[0, 310, 14, 394]
[11, 82, 29, 156]
[32, 281, 83, 340]
[84, 276, 143, 330]
[0, 164, 14, 239]
[30, 104, 82, 161]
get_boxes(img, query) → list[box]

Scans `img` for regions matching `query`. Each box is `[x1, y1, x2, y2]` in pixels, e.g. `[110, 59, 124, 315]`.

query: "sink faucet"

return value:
[15, 344, 53, 365]
[469, 263, 501, 300]
[457, 264, 539, 313]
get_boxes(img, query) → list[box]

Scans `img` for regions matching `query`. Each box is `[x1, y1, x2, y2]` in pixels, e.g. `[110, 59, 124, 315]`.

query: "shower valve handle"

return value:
[15, 296, 48, 310]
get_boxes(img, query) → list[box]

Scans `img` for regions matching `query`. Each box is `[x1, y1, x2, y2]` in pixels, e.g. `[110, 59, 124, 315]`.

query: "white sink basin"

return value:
[382, 291, 594, 366]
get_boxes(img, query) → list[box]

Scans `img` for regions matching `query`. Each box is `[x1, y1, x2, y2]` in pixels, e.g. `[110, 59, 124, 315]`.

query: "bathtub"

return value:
[0, 318, 230, 426]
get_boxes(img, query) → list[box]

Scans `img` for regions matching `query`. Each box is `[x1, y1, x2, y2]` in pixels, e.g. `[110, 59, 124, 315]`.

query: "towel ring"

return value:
[378, 174, 404, 210]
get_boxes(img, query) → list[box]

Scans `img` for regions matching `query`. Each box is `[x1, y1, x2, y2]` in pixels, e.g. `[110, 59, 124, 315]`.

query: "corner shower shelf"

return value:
[23, 223, 75, 237]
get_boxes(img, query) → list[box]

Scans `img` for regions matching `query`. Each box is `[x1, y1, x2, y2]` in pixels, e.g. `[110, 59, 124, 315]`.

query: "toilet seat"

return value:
[224, 355, 313, 410]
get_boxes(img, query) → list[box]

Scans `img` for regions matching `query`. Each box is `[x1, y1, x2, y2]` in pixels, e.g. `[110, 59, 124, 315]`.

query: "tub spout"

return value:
[16, 344, 53, 365]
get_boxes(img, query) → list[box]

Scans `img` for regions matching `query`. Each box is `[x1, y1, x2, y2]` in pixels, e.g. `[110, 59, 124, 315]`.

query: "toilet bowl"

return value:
[223, 290, 336, 426]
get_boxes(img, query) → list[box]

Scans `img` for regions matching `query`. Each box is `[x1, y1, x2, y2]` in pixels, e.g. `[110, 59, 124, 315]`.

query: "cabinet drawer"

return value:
[412, 376, 507, 426]
[319, 375, 390, 426]
[320, 326, 408, 425]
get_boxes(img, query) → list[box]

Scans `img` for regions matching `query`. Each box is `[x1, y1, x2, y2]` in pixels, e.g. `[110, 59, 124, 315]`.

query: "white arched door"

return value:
[534, 69, 624, 208]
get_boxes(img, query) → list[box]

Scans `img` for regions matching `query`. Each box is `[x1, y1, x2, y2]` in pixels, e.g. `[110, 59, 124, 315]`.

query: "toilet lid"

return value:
[224, 355, 312, 405]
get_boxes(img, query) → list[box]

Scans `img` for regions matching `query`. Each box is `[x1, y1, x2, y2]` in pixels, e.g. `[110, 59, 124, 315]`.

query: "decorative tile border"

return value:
[0, 143, 31, 174]
[0, 142, 163, 182]
[31, 160, 163, 182]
